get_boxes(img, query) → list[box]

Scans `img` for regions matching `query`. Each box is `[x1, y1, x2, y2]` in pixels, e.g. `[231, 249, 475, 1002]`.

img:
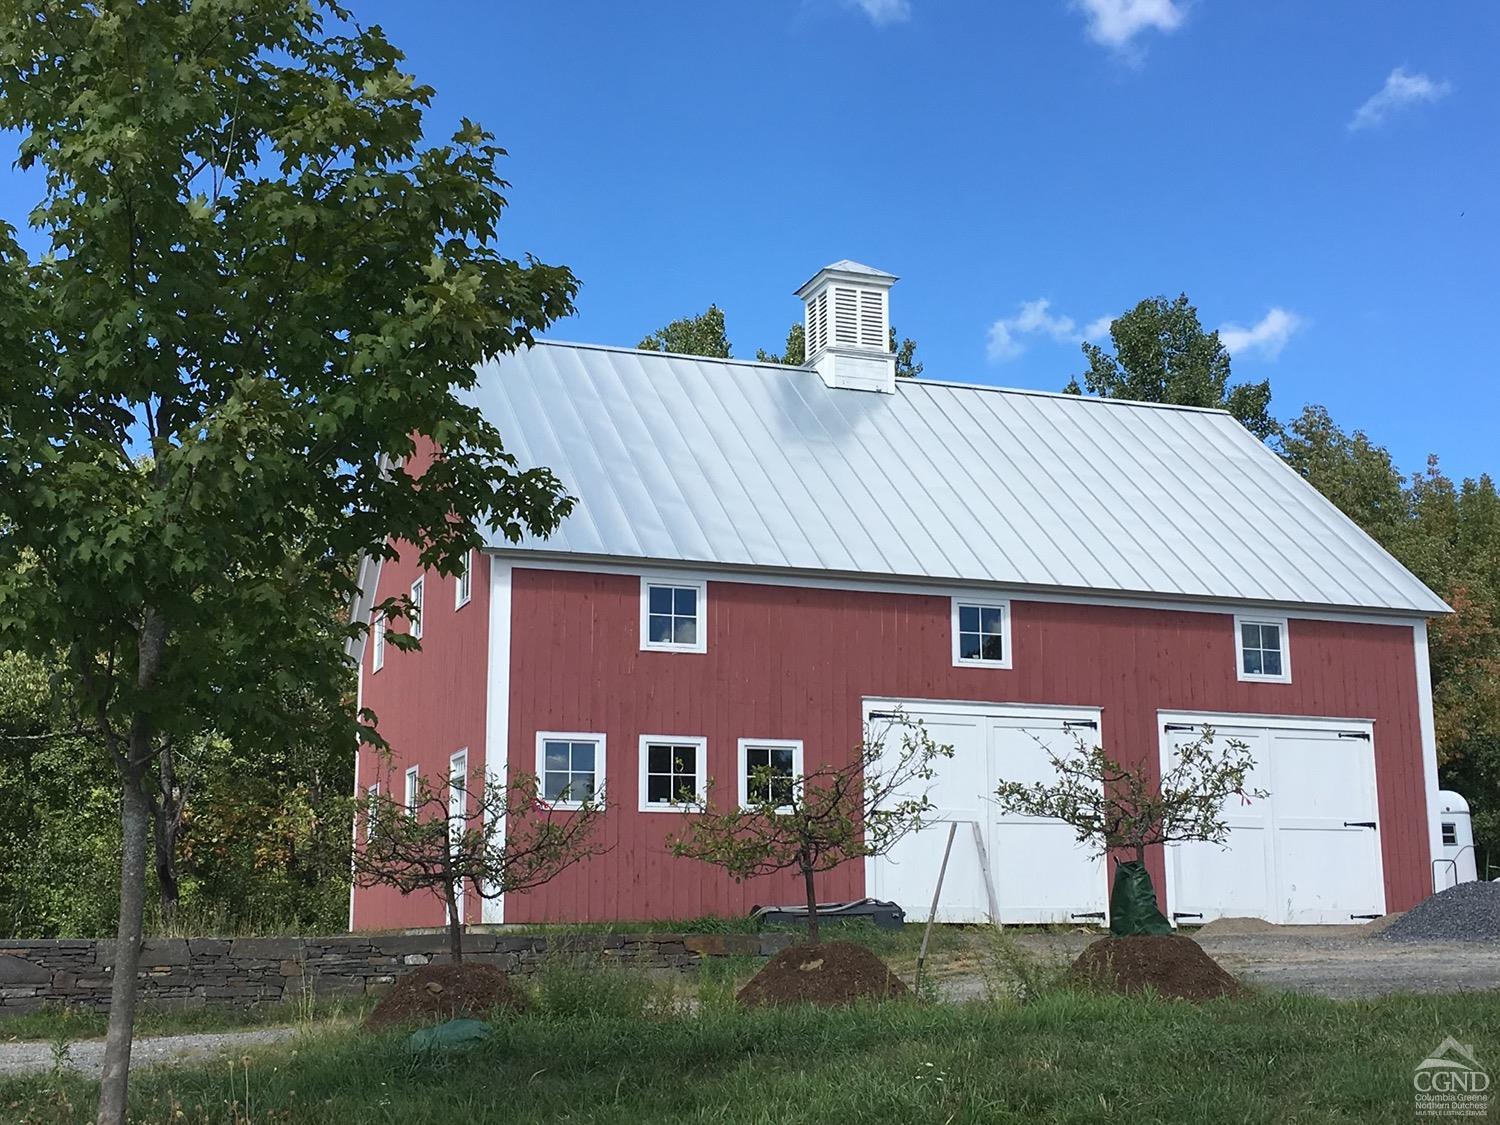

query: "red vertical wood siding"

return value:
[505, 568, 1429, 923]
[350, 447, 490, 932]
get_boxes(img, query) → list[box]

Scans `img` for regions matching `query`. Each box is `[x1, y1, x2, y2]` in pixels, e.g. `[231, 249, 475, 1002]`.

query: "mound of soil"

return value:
[366, 962, 529, 1030]
[1380, 881, 1500, 943]
[736, 941, 911, 1008]
[1068, 935, 1246, 1001]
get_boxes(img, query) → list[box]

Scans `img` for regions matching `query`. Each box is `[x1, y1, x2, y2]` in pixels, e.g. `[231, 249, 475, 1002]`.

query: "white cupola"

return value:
[794, 260, 898, 393]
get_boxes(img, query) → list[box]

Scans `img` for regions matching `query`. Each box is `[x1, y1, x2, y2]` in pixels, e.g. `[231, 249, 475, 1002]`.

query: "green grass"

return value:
[6, 982, 1495, 1124]
[0, 995, 372, 1043]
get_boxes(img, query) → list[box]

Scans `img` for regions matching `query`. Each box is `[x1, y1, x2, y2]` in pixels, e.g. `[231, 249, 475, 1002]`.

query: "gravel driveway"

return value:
[930, 929, 1500, 1001]
[0, 1026, 297, 1080]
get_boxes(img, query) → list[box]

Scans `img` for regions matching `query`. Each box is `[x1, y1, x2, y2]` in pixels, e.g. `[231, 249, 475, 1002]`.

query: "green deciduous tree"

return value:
[1066, 296, 1277, 440]
[350, 770, 606, 963]
[639, 305, 731, 358]
[671, 715, 953, 944]
[0, 4, 576, 1119]
[1280, 407, 1500, 866]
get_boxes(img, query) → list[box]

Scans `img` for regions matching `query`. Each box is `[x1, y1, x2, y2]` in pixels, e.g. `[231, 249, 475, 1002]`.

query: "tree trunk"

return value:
[96, 773, 151, 1125]
[444, 879, 464, 964]
[97, 607, 167, 1125]
[1135, 843, 1146, 866]
[151, 746, 184, 925]
[801, 861, 819, 946]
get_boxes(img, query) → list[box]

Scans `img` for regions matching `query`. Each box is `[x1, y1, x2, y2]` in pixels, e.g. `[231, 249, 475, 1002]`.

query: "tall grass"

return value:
[6, 987, 1496, 1124]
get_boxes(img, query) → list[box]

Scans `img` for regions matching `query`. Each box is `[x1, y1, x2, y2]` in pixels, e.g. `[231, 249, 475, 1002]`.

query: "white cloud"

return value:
[1349, 67, 1452, 131]
[1073, 0, 1185, 49]
[987, 299, 1079, 362]
[1217, 307, 1304, 360]
[1083, 315, 1115, 341]
[846, 0, 910, 26]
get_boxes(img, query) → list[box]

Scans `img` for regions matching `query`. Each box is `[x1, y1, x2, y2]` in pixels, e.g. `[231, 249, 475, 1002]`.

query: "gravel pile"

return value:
[1379, 881, 1500, 943]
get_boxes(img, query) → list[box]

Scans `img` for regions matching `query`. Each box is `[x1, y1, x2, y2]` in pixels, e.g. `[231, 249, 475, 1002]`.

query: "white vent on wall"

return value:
[794, 260, 898, 394]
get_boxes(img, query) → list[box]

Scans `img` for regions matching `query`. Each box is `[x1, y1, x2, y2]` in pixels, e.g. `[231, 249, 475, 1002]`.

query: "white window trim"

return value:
[365, 782, 380, 841]
[637, 735, 708, 813]
[455, 552, 473, 610]
[403, 766, 420, 815]
[639, 576, 708, 654]
[1234, 613, 1292, 683]
[737, 738, 804, 812]
[410, 576, 425, 640]
[535, 731, 607, 810]
[372, 612, 386, 672]
[950, 597, 1013, 669]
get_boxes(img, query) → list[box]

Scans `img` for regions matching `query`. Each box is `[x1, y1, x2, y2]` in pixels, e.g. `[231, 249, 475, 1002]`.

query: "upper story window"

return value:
[951, 598, 1012, 668]
[638, 736, 708, 812]
[538, 732, 605, 808]
[403, 766, 420, 815]
[455, 552, 473, 610]
[640, 577, 707, 653]
[738, 739, 803, 810]
[1441, 822, 1458, 847]
[372, 612, 386, 672]
[1236, 615, 1290, 683]
[410, 576, 425, 640]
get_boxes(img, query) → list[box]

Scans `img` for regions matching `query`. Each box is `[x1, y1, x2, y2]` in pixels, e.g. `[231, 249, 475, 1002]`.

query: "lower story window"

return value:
[739, 739, 803, 809]
[639, 736, 707, 811]
[538, 732, 605, 806]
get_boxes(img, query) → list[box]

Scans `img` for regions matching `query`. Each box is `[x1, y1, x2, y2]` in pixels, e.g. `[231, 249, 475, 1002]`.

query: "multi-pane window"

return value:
[365, 782, 380, 841]
[1237, 617, 1289, 681]
[952, 599, 1011, 667]
[739, 740, 802, 809]
[455, 553, 472, 609]
[372, 613, 386, 672]
[642, 580, 705, 651]
[404, 766, 419, 815]
[639, 737, 706, 811]
[538, 734, 604, 806]
[410, 577, 425, 640]
[1442, 822, 1458, 847]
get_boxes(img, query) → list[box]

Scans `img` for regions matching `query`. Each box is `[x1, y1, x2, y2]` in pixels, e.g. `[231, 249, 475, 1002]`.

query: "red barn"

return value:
[349, 261, 1448, 931]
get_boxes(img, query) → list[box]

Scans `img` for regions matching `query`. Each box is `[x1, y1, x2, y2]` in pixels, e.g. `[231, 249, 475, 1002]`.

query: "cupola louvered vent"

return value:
[794, 260, 899, 394]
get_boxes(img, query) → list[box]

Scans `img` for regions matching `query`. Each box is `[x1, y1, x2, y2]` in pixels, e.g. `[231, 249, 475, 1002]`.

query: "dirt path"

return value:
[0, 1026, 298, 1080]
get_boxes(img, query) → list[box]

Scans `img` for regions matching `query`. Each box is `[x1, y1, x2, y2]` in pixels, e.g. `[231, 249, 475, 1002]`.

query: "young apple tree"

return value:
[0, 5, 576, 1121]
[992, 727, 1267, 932]
[351, 769, 605, 963]
[671, 714, 954, 944]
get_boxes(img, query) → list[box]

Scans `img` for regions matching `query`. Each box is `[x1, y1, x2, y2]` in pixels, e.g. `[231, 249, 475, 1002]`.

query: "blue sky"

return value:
[4, 1, 1495, 480]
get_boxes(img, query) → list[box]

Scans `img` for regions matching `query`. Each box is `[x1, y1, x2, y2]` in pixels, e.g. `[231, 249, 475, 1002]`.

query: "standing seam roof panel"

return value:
[472, 343, 1448, 615]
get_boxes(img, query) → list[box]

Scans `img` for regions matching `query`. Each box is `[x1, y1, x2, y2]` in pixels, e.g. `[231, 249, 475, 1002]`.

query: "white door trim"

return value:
[481, 558, 513, 923]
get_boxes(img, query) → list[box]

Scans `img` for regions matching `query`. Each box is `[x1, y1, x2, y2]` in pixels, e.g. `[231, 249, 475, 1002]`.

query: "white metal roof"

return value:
[470, 341, 1446, 615]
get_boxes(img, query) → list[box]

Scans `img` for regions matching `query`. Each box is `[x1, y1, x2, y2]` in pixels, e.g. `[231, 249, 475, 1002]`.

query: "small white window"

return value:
[455, 552, 473, 610]
[372, 612, 386, 672]
[537, 732, 605, 808]
[951, 598, 1012, 668]
[1441, 822, 1458, 847]
[404, 766, 420, 815]
[365, 782, 380, 841]
[410, 576, 425, 640]
[638, 736, 708, 812]
[1235, 615, 1290, 682]
[640, 577, 707, 653]
[737, 739, 803, 810]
